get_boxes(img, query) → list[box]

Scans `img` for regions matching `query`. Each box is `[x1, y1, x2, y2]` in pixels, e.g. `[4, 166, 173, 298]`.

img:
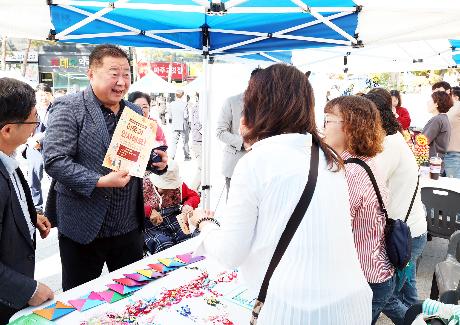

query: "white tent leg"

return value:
[200, 56, 211, 209]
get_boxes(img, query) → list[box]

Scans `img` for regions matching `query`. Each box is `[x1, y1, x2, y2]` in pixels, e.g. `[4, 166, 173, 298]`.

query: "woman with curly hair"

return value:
[324, 95, 394, 325]
[366, 88, 427, 325]
[422, 91, 453, 171]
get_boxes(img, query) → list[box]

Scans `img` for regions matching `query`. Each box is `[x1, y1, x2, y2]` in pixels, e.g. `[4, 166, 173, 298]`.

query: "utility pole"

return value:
[1, 35, 7, 71]
[21, 39, 32, 77]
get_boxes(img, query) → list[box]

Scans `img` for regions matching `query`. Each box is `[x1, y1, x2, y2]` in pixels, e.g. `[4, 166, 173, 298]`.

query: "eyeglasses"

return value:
[323, 116, 343, 128]
[0, 115, 41, 130]
[8, 121, 41, 128]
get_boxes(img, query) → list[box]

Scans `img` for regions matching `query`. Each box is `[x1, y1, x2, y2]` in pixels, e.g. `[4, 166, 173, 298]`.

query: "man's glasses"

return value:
[0, 114, 41, 130]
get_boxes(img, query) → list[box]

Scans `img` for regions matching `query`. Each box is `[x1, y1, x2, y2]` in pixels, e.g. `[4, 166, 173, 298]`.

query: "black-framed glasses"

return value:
[0, 117, 40, 130]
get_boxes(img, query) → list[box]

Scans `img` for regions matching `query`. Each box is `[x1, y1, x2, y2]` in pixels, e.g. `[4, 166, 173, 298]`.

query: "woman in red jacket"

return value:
[390, 90, 411, 130]
[143, 161, 200, 254]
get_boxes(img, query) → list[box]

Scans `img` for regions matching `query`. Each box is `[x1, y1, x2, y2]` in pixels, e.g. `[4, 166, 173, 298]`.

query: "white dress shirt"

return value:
[196, 133, 372, 324]
[0, 150, 35, 239]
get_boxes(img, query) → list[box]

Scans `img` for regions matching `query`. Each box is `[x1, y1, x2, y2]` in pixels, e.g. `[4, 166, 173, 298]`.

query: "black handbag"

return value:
[344, 158, 418, 270]
[250, 140, 319, 324]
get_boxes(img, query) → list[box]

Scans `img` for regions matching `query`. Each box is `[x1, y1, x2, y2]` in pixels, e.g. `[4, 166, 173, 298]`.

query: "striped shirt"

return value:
[342, 151, 394, 284]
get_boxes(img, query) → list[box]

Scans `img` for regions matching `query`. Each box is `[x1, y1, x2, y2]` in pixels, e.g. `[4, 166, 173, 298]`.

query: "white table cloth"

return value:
[11, 237, 252, 324]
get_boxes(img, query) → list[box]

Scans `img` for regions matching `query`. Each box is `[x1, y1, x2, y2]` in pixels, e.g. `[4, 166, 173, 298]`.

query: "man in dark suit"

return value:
[0, 78, 53, 324]
[43, 44, 168, 291]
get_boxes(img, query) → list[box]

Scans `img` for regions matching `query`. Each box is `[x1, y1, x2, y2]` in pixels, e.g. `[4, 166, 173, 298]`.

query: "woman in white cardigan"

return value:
[366, 88, 427, 325]
[191, 64, 372, 324]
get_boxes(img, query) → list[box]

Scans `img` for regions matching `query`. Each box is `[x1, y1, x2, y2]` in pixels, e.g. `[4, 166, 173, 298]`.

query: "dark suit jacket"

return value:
[43, 87, 146, 244]
[0, 161, 37, 320]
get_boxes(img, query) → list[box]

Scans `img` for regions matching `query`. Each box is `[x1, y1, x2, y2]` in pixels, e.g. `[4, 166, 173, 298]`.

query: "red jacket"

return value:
[396, 106, 411, 130]
[181, 183, 200, 208]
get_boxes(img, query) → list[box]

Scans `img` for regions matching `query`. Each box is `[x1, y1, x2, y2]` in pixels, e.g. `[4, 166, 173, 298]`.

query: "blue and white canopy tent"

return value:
[451, 40, 460, 66]
[1, 0, 360, 207]
[2, 0, 459, 206]
[294, 39, 459, 73]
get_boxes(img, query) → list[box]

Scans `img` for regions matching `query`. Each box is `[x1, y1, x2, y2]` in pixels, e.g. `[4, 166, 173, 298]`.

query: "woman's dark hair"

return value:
[128, 91, 151, 106]
[243, 63, 341, 169]
[0, 78, 36, 126]
[36, 83, 52, 93]
[365, 88, 402, 136]
[325, 96, 385, 157]
[432, 91, 453, 113]
[432, 81, 451, 92]
[452, 86, 460, 100]
[390, 89, 401, 107]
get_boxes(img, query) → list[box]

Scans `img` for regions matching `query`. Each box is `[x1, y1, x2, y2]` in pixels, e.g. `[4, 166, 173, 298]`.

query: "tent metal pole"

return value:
[200, 56, 211, 209]
[200, 23, 211, 210]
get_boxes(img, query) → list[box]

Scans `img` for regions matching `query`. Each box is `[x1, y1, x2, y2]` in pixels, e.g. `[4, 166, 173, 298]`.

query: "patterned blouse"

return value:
[143, 172, 181, 215]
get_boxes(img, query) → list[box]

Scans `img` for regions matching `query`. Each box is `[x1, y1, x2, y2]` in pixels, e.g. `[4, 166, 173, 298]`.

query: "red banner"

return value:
[137, 61, 187, 81]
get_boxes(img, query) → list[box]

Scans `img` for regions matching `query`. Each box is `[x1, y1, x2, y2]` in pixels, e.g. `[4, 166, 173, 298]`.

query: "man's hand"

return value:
[150, 149, 168, 171]
[36, 214, 51, 239]
[28, 282, 54, 306]
[96, 170, 131, 188]
[149, 209, 163, 226]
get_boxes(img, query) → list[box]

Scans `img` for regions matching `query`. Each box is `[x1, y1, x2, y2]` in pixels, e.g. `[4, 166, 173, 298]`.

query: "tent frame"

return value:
[47, 0, 361, 208]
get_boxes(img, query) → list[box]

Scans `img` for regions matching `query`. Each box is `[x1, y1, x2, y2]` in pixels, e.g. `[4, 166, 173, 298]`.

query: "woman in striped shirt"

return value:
[324, 96, 395, 325]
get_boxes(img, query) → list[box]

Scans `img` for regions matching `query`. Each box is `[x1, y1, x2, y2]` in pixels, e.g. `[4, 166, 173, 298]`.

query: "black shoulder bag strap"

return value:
[345, 158, 420, 224]
[256, 140, 319, 305]
[404, 175, 420, 223]
[344, 158, 388, 220]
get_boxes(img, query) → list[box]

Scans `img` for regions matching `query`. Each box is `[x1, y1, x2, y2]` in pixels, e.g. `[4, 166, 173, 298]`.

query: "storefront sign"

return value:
[6, 51, 38, 63]
[39, 54, 90, 73]
[138, 61, 187, 81]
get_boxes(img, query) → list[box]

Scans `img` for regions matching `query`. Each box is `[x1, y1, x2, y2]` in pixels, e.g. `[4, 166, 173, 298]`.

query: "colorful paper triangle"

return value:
[68, 292, 106, 311]
[33, 301, 76, 320]
[175, 252, 193, 264]
[113, 277, 146, 287]
[95, 290, 131, 303]
[136, 269, 165, 279]
[8, 313, 54, 324]
[124, 272, 154, 282]
[107, 283, 143, 295]
[148, 263, 176, 273]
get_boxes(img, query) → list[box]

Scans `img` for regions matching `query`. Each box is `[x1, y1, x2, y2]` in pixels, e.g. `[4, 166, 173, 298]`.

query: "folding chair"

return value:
[422, 187, 460, 240]
[430, 231, 460, 303]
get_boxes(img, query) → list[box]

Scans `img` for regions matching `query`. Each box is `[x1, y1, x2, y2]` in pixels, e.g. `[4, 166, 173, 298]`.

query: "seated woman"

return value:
[143, 161, 200, 254]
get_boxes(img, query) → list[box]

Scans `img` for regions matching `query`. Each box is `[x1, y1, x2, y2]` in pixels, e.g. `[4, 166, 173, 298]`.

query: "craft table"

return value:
[420, 176, 460, 193]
[11, 237, 253, 324]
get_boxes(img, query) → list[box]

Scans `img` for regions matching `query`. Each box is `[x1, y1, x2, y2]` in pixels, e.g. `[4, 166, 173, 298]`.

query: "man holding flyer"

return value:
[43, 44, 168, 291]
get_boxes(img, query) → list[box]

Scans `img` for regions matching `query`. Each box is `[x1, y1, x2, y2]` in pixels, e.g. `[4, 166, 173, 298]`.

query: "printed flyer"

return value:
[103, 107, 158, 178]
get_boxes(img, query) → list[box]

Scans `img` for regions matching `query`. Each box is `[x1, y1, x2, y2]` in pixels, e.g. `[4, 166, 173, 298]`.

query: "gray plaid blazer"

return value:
[43, 87, 145, 244]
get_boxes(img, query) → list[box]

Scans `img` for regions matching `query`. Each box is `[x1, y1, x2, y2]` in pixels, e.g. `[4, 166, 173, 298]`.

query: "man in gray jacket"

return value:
[43, 44, 167, 291]
[216, 93, 245, 196]
[216, 67, 262, 197]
